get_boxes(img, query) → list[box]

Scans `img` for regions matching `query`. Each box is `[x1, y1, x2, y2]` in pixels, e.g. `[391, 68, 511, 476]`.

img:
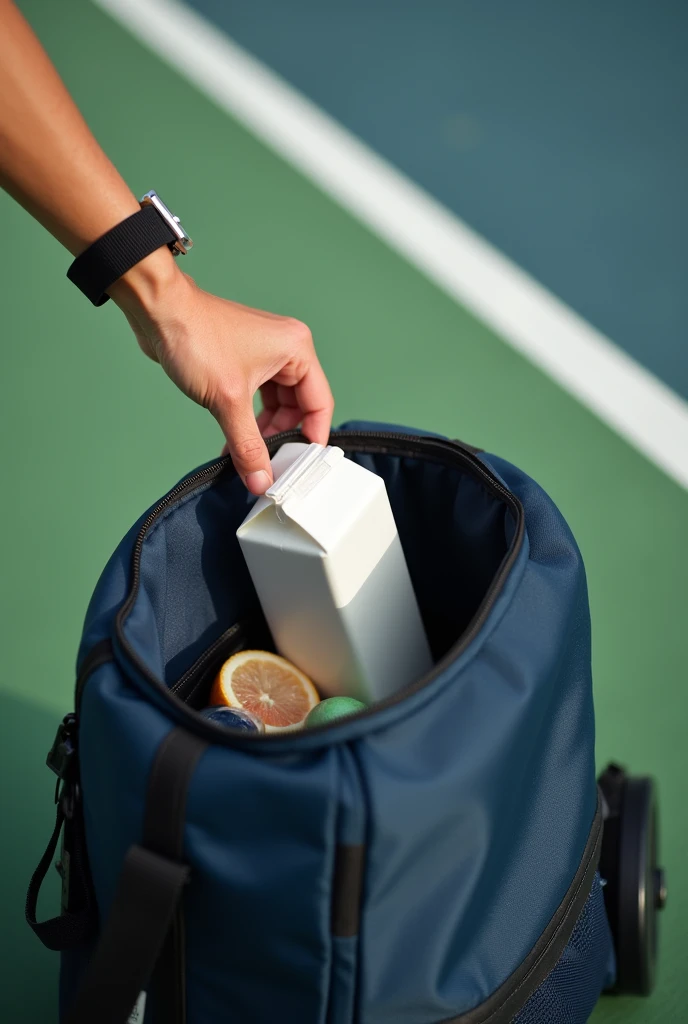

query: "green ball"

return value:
[305, 696, 367, 727]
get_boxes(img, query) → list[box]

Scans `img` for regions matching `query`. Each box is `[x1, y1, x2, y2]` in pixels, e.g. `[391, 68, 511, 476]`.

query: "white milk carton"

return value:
[236, 442, 432, 703]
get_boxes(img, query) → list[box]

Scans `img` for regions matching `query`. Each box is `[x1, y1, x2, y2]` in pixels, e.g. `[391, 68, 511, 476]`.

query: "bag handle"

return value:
[65, 728, 208, 1024]
[64, 845, 189, 1024]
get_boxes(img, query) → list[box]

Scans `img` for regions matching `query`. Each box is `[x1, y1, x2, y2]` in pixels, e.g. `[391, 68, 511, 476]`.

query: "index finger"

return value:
[293, 356, 334, 445]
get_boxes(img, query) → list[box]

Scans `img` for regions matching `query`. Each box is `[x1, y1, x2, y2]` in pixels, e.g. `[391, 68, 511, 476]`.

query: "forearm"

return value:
[0, 0, 178, 306]
[0, 1, 333, 490]
[0, 0, 140, 250]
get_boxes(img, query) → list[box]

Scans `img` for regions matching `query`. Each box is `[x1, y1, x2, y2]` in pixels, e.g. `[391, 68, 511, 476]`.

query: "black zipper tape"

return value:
[170, 620, 248, 704]
[77, 430, 524, 745]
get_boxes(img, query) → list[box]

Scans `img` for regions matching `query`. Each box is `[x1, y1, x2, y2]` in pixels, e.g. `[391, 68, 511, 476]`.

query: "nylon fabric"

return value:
[130, 472, 258, 684]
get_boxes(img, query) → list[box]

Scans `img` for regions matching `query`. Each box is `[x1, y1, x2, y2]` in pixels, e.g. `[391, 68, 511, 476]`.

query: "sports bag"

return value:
[27, 421, 619, 1024]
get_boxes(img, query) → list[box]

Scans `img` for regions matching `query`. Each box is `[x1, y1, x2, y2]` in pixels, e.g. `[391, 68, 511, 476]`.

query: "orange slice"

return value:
[209, 651, 320, 732]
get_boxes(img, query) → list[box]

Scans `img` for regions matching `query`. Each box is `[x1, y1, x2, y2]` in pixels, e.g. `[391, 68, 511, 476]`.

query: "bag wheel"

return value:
[598, 763, 666, 996]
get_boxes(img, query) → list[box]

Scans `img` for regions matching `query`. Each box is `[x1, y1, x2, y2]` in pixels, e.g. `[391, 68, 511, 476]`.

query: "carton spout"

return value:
[265, 444, 345, 510]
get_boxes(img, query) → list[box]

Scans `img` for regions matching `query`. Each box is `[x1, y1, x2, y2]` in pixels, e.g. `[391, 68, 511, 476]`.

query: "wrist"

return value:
[66, 191, 193, 308]
[108, 245, 185, 319]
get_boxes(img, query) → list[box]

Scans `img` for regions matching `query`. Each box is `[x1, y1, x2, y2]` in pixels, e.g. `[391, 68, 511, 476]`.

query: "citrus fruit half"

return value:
[209, 650, 320, 732]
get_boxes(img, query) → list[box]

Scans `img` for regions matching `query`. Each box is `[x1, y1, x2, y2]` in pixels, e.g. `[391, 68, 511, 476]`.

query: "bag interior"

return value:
[127, 449, 517, 706]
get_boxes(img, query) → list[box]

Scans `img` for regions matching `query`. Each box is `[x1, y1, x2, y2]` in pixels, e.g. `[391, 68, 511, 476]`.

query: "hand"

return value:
[110, 250, 334, 495]
[0, 1, 332, 494]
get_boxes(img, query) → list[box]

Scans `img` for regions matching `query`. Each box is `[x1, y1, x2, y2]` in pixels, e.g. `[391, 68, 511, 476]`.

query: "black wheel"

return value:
[598, 763, 667, 996]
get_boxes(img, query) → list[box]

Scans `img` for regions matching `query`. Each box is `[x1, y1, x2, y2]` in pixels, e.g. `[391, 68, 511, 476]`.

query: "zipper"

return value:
[170, 620, 248, 702]
[78, 431, 524, 743]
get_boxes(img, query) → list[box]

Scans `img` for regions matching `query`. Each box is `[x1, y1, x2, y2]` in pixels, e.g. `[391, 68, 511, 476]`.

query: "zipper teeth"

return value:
[110, 431, 525, 745]
[170, 621, 245, 697]
[129, 461, 227, 596]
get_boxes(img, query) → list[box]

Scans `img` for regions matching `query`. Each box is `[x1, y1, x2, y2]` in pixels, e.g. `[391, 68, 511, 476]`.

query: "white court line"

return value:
[95, 0, 688, 490]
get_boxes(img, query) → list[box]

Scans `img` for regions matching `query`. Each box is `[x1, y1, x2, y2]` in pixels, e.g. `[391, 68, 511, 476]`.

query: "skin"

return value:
[0, 0, 334, 494]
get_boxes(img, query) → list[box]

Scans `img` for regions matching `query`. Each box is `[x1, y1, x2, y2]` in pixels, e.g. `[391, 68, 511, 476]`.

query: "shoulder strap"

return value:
[65, 728, 208, 1024]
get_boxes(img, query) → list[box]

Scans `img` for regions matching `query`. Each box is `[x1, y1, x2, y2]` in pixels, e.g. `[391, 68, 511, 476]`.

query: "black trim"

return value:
[440, 795, 604, 1024]
[331, 844, 366, 938]
[451, 438, 483, 455]
[98, 430, 525, 747]
[67, 205, 175, 306]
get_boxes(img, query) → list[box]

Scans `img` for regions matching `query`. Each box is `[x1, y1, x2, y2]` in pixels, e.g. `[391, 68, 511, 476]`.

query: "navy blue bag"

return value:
[28, 422, 624, 1024]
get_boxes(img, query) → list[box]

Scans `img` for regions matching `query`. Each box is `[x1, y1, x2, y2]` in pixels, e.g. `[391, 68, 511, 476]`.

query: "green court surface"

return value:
[1, 0, 686, 1020]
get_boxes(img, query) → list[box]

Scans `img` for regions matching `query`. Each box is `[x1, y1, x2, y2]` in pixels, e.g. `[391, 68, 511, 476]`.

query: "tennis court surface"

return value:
[1, 1, 686, 1020]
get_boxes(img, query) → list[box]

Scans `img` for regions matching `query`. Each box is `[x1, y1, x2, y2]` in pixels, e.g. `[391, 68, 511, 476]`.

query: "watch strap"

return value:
[67, 205, 175, 307]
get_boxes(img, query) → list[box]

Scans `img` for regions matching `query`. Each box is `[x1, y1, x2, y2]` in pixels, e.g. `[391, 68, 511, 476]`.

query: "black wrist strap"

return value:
[67, 205, 175, 307]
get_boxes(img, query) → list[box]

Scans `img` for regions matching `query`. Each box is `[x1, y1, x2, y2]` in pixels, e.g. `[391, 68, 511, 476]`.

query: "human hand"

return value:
[110, 251, 334, 495]
[0, 0, 332, 495]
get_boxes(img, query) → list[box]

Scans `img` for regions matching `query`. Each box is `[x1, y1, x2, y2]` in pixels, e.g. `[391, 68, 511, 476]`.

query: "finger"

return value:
[258, 382, 303, 437]
[263, 404, 304, 436]
[293, 358, 334, 445]
[257, 382, 279, 434]
[262, 385, 300, 435]
[212, 391, 274, 495]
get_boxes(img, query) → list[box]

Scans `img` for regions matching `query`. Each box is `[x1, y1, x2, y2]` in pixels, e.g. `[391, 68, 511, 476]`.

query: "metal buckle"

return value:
[140, 190, 193, 255]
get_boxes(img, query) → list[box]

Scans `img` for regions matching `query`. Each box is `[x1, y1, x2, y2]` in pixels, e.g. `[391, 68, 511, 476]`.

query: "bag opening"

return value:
[116, 432, 524, 732]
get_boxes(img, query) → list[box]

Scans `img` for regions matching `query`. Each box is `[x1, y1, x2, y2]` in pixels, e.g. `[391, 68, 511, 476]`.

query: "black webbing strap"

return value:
[67, 204, 175, 306]
[25, 800, 96, 951]
[65, 728, 208, 1024]
[63, 846, 189, 1024]
[143, 729, 209, 1024]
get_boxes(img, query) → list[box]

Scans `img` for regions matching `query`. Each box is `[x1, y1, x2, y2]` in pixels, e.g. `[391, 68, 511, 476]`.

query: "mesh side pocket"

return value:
[512, 873, 614, 1024]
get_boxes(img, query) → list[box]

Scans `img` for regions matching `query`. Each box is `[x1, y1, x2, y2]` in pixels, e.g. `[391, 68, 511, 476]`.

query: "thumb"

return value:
[214, 395, 273, 495]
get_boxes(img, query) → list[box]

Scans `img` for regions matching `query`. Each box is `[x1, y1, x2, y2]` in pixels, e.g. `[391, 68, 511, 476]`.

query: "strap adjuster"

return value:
[47, 713, 78, 782]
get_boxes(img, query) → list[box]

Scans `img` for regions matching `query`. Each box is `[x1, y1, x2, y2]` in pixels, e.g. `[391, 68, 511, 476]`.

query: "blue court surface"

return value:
[190, 0, 688, 397]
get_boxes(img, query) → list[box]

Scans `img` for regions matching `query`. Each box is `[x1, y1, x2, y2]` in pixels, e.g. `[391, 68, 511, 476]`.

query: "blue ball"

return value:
[200, 706, 265, 733]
